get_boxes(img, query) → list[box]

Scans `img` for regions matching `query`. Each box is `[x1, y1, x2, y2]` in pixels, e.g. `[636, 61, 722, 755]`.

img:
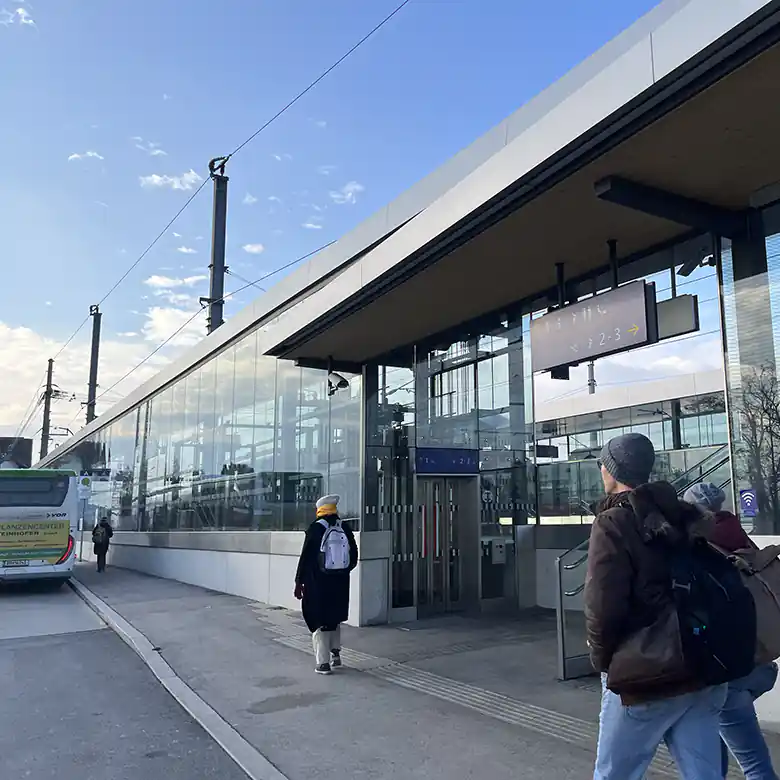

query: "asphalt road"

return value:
[0, 582, 249, 780]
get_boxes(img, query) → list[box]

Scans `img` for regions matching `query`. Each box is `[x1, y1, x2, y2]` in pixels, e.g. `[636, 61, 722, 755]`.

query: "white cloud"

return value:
[172, 232, 182, 238]
[95, 201, 109, 209]
[142, 306, 204, 348]
[134, 138, 168, 157]
[242, 244, 265, 255]
[272, 153, 292, 162]
[116, 332, 138, 338]
[314, 120, 327, 128]
[44, 301, 52, 307]
[157, 291, 195, 306]
[195, 235, 204, 241]
[268, 195, 282, 204]
[68, 151, 104, 162]
[2, 7, 35, 27]
[242, 193, 258, 206]
[16, 7, 34, 26]
[302, 221, 323, 230]
[163, 93, 171, 101]
[143, 274, 207, 289]
[0, 320, 172, 449]
[176, 246, 197, 255]
[317, 164, 336, 176]
[139, 169, 202, 191]
[329, 181, 364, 205]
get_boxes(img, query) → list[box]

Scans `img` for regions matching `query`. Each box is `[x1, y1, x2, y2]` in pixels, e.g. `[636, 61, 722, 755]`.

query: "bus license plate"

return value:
[3, 560, 29, 567]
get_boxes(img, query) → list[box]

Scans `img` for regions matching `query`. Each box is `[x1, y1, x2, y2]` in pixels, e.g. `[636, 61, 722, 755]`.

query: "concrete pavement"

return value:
[73, 564, 762, 779]
[0, 582, 250, 780]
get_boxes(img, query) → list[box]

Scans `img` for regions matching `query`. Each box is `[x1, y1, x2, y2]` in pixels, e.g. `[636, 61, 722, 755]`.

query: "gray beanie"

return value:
[683, 482, 726, 511]
[599, 433, 655, 488]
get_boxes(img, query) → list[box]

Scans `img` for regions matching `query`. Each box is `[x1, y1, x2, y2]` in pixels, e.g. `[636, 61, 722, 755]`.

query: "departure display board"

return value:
[530, 281, 657, 373]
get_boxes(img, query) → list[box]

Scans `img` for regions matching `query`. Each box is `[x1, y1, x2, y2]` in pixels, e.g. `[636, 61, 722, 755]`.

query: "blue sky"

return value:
[0, 0, 671, 440]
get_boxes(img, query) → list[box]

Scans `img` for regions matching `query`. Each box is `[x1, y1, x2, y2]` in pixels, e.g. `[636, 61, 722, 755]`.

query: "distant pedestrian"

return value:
[92, 515, 113, 573]
[294, 495, 358, 675]
[586, 434, 755, 780]
[684, 482, 780, 780]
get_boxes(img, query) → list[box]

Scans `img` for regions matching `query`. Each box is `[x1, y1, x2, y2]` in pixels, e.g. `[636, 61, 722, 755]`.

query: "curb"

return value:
[69, 578, 289, 780]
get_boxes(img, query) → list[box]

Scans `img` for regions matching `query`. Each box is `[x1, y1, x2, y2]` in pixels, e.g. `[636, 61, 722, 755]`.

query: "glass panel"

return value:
[328, 373, 362, 525]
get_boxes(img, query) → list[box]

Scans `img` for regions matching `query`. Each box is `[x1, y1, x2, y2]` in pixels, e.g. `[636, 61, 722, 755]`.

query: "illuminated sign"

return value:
[530, 281, 658, 373]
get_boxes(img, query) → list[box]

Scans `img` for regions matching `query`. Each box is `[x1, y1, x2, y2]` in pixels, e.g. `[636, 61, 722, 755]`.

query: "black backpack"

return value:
[669, 538, 757, 685]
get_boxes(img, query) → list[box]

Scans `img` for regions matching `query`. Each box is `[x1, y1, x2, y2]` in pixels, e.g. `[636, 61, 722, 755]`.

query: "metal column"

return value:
[39, 358, 54, 460]
[86, 305, 102, 424]
[204, 157, 229, 334]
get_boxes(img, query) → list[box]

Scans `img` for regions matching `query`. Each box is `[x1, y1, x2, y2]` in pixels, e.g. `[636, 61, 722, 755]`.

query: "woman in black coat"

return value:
[294, 495, 358, 675]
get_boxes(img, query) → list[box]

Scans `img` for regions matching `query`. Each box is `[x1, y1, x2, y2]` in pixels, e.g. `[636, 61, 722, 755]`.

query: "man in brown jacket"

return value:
[585, 433, 727, 780]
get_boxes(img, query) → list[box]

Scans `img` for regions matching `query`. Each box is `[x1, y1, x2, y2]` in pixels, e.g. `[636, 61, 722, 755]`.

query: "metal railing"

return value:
[555, 466, 731, 681]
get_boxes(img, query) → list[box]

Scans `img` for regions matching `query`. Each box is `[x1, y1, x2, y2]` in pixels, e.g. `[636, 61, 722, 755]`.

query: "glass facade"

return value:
[535, 392, 729, 522]
[363, 315, 535, 609]
[49, 327, 362, 532]
[721, 202, 780, 533]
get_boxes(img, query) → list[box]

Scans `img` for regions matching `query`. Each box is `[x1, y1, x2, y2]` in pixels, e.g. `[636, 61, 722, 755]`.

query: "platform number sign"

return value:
[530, 281, 658, 373]
[740, 488, 758, 518]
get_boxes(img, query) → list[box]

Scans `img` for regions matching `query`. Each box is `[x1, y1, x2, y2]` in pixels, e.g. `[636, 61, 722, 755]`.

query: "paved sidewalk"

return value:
[73, 565, 772, 779]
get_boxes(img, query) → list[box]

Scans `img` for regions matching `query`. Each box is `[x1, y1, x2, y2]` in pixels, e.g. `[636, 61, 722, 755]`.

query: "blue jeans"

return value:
[594, 676, 727, 780]
[720, 663, 779, 780]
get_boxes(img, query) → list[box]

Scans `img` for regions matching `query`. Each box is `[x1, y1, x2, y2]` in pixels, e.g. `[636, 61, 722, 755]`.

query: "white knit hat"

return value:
[316, 494, 340, 509]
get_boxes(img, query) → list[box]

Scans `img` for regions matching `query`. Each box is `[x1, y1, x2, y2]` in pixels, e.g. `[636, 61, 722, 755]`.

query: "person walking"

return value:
[92, 514, 114, 573]
[586, 433, 749, 780]
[684, 482, 779, 780]
[294, 495, 358, 675]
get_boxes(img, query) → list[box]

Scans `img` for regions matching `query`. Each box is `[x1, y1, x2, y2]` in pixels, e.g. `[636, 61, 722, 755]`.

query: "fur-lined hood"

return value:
[597, 481, 714, 544]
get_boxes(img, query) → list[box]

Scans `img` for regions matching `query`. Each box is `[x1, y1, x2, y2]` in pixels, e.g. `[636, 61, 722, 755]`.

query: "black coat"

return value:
[295, 518, 358, 633]
[92, 520, 114, 554]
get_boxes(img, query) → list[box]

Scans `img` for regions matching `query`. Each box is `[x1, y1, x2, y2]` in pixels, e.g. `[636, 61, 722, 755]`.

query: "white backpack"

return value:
[317, 519, 351, 572]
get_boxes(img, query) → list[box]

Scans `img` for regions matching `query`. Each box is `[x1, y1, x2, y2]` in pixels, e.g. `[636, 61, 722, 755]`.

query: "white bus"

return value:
[0, 469, 79, 586]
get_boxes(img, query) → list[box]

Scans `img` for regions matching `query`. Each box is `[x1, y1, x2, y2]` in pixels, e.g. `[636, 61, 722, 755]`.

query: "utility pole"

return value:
[86, 304, 102, 424]
[587, 362, 596, 395]
[40, 358, 54, 460]
[201, 157, 229, 335]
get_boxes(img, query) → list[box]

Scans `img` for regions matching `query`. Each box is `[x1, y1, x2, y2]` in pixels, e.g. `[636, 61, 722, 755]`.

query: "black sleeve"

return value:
[295, 522, 320, 584]
[584, 511, 633, 672]
[107, 526, 114, 539]
[342, 521, 359, 571]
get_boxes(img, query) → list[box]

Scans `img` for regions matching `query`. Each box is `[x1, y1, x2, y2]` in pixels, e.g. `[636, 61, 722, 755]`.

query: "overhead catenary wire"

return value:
[224, 0, 412, 162]
[88, 239, 337, 410]
[43, 0, 406, 370]
[225, 267, 266, 293]
[29, 2, 412, 449]
[52, 179, 211, 362]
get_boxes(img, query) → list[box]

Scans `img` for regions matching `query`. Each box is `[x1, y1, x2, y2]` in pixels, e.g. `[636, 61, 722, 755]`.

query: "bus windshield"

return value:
[0, 476, 71, 507]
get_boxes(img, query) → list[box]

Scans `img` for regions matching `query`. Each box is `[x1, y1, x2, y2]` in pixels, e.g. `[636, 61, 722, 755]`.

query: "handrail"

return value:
[674, 454, 731, 497]
[564, 551, 589, 571]
[560, 465, 732, 581]
[565, 583, 585, 597]
[670, 444, 729, 490]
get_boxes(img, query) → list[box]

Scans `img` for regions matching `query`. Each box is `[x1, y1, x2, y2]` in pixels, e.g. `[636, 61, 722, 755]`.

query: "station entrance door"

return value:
[417, 477, 479, 615]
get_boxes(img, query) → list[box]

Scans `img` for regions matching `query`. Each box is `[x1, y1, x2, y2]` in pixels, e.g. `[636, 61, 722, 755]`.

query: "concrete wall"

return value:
[89, 530, 392, 627]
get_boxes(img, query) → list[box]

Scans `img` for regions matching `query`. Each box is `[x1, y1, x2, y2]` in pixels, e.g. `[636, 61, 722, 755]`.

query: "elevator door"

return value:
[417, 477, 479, 615]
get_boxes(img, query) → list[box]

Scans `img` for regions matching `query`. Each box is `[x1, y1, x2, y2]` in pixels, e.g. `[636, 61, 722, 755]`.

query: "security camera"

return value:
[677, 252, 716, 278]
[327, 372, 349, 396]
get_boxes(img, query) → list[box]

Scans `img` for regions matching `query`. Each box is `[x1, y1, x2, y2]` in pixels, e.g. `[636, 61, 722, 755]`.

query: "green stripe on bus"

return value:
[0, 549, 65, 559]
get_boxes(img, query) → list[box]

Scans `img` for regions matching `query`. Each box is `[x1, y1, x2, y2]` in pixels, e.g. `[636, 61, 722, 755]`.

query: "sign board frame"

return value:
[530, 281, 658, 373]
